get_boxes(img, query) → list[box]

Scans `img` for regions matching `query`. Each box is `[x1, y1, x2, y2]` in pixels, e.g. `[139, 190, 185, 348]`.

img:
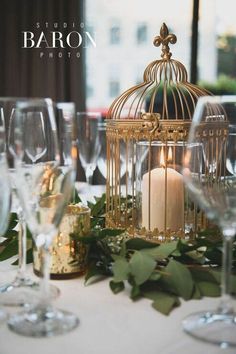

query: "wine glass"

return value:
[182, 95, 236, 347]
[0, 108, 6, 153]
[76, 112, 101, 184]
[24, 111, 47, 163]
[0, 102, 55, 307]
[0, 110, 11, 324]
[7, 98, 79, 337]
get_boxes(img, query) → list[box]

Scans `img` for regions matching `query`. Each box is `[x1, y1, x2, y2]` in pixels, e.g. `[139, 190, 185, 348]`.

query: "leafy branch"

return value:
[0, 212, 33, 264]
[79, 224, 236, 315]
[1, 193, 236, 316]
[0, 190, 106, 265]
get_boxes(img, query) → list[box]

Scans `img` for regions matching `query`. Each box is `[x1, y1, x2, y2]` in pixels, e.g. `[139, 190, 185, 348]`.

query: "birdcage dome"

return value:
[107, 23, 210, 121]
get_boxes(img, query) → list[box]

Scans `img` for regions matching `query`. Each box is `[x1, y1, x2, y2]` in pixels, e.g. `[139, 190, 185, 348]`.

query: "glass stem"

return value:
[39, 243, 51, 307]
[85, 166, 94, 185]
[218, 227, 234, 314]
[16, 209, 27, 280]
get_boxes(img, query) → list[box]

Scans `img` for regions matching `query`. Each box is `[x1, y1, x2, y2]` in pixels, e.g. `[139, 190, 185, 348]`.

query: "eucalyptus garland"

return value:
[1, 193, 236, 315]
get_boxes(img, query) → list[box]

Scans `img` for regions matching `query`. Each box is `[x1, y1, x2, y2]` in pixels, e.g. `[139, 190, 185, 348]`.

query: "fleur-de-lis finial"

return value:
[153, 23, 177, 60]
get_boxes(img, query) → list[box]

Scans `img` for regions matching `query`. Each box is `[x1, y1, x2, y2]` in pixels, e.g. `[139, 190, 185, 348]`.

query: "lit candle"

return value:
[142, 148, 184, 232]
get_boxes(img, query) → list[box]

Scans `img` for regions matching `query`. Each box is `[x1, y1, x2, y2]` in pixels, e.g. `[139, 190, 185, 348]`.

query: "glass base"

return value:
[183, 310, 236, 348]
[0, 277, 60, 306]
[8, 305, 79, 337]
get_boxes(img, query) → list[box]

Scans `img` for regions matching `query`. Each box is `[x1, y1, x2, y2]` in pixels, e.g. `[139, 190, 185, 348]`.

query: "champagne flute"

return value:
[0, 108, 6, 153]
[182, 95, 236, 347]
[8, 98, 79, 337]
[0, 111, 11, 323]
[24, 111, 47, 163]
[76, 112, 101, 185]
[0, 104, 56, 306]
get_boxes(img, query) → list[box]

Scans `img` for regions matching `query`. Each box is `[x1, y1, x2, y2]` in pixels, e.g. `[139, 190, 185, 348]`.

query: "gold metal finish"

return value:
[33, 204, 90, 279]
[106, 23, 214, 242]
[153, 23, 177, 60]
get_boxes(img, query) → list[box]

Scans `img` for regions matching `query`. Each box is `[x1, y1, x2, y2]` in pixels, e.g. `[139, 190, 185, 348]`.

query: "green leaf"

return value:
[149, 271, 162, 281]
[197, 281, 221, 297]
[210, 270, 236, 295]
[185, 250, 206, 264]
[140, 246, 165, 260]
[1, 230, 18, 239]
[205, 248, 222, 266]
[157, 241, 178, 257]
[77, 228, 124, 245]
[99, 228, 124, 238]
[190, 267, 219, 284]
[72, 189, 82, 204]
[142, 241, 178, 260]
[84, 264, 107, 284]
[26, 248, 33, 264]
[176, 239, 191, 253]
[112, 258, 130, 282]
[164, 259, 194, 300]
[26, 227, 33, 240]
[152, 295, 179, 315]
[171, 249, 182, 257]
[120, 240, 127, 257]
[91, 194, 106, 217]
[0, 239, 18, 261]
[110, 280, 124, 294]
[143, 290, 180, 315]
[191, 284, 202, 299]
[126, 238, 157, 250]
[130, 283, 141, 299]
[11, 248, 33, 265]
[87, 201, 94, 210]
[129, 251, 156, 285]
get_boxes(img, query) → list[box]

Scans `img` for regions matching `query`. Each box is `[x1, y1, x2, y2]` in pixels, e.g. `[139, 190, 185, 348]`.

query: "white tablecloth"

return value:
[0, 184, 235, 354]
[0, 259, 235, 354]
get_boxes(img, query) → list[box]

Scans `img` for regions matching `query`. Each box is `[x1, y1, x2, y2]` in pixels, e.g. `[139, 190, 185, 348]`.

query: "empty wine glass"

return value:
[0, 101, 54, 307]
[0, 111, 11, 324]
[76, 112, 101, 184]
[0, 108, 6, 153]
[226, 124, 236, 175]
[182, 95, 236, 347]
[24, 111, 47, 163]
[8, 98, 78, 337]
[97, 121, 107, 179]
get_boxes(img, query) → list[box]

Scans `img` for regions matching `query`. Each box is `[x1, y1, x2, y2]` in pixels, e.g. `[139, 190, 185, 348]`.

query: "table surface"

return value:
[0, 184, 235, 354]
[1, 261, 236, 354]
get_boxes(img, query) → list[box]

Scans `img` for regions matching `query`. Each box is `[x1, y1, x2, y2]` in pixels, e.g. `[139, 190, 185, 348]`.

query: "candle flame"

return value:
[160, 146, 165, 167]
[160, 146, 173, 167]
[167, 146, 173, 163]
[71, 145, 78, 160]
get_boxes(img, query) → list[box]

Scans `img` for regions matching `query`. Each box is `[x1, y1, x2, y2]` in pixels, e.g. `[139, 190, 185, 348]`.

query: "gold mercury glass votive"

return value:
[33, 204, 91, 279]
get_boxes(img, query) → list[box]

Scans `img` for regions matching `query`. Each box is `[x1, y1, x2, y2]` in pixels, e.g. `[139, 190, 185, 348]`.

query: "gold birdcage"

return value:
[105, 23, 223, 241]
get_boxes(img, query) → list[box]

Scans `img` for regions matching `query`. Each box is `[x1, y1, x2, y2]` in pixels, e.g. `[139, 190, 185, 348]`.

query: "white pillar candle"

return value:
[142, 167, 184, 232]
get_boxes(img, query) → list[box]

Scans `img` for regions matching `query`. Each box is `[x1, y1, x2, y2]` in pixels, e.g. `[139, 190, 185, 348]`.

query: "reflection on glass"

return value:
[8, 98, 79, 337]
[0, 112, 11, 324]
[182, 95, 236, 347]
[24, 111, 47, 163]
[76, 112, 101, 184]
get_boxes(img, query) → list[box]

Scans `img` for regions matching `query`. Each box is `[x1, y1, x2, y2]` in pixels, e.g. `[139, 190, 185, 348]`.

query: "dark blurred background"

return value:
[0, 0, 86, 110]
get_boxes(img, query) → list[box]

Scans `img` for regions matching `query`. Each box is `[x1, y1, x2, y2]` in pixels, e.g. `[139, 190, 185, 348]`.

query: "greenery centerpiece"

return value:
[1, 193, 236, 316]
